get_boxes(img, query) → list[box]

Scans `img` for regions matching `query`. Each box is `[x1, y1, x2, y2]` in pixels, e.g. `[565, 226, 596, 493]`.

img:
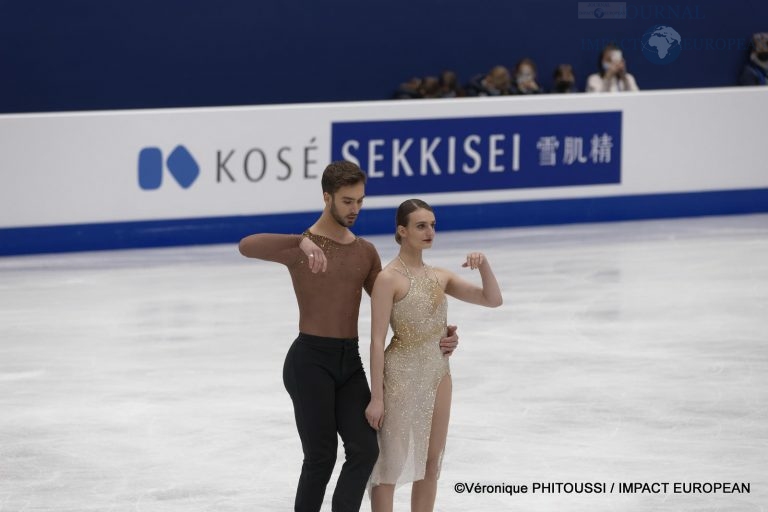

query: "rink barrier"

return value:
[2, 187, 766, 256]
[1, 87, 767, 256]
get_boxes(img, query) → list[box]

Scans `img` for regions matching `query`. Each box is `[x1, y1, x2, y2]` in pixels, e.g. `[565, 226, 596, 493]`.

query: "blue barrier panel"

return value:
[3, 188, 767, 256]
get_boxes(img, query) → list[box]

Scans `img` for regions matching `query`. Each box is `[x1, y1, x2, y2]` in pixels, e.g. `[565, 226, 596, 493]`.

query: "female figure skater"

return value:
[365, 199, 503, 512]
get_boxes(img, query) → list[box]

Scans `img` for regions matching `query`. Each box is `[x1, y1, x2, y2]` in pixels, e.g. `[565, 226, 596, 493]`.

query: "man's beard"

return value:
[330, 201, 355, 227]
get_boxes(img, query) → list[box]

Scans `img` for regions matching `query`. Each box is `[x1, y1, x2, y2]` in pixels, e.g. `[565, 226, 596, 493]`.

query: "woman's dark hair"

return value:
[395, 199, 434, 244]
[321, 161, 367, 195]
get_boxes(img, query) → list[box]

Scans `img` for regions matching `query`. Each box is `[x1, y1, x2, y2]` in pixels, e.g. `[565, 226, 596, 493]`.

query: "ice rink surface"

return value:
[1, 214, 766, 512]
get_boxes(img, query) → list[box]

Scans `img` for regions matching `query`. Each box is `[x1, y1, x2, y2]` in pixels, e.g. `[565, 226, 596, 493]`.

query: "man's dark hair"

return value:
[321, 161, 367, 195]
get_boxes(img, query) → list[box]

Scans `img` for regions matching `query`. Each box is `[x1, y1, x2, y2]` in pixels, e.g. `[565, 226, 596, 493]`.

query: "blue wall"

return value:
[1, 0, 766, 113]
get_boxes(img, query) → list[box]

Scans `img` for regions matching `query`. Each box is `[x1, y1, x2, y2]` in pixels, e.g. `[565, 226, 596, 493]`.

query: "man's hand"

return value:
[299, 236, 327, 273]
[440, 324, 459, 356]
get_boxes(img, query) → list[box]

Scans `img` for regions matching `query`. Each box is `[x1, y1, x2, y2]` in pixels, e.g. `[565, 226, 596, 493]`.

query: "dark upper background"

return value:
[1, 0, 765, 114]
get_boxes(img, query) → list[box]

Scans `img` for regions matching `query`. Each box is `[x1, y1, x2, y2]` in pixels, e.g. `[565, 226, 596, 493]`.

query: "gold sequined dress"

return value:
[369, 259, 449, 488]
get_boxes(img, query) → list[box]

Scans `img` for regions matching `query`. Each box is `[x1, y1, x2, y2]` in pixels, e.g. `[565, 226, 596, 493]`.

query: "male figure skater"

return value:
[239, 161, 458, 512]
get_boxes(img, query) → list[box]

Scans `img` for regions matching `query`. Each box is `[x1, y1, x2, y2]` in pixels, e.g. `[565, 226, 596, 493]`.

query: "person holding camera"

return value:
[511, 58, 543, 95]
[586, 43, 639, 93]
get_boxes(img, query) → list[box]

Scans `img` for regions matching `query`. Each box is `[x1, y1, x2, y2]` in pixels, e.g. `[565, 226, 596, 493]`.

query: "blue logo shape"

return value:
[138, 147, 163, 190]
[138, 145, 199, 190]
[641, 25, 682, 65]
[166, 145, 199, 189]
[594, 8, 605, 18]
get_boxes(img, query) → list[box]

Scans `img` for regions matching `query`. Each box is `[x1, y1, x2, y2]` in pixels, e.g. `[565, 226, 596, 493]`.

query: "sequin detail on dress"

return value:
[369, 258, 449, 489]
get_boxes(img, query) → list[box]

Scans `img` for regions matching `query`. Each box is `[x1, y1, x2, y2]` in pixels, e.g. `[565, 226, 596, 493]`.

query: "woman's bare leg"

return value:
[411, 374, 452, 512]
[371, 483, 395, 512]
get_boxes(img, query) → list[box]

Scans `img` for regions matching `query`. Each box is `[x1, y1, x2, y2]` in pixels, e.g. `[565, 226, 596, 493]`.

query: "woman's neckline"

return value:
[397, 255, 429, 279]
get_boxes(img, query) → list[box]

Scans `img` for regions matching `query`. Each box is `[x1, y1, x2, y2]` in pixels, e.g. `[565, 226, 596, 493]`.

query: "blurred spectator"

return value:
[586, 43, 639, 92]
[511, 58, 542, 94]
[394, 77, 423, 99]
[419, 76, 441, 98]
[465, 65, 512, 96]
[550, 64, 578, 93]
[438, 70, 464, 97]
[739, 32, 768, 86]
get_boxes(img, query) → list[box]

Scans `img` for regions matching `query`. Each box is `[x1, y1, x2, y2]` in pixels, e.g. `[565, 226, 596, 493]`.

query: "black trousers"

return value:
[283, 333, 379, 512]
